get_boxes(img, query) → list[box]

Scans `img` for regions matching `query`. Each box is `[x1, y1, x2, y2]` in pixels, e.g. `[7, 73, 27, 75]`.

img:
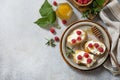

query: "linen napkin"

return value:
[99, 0, 120, 75]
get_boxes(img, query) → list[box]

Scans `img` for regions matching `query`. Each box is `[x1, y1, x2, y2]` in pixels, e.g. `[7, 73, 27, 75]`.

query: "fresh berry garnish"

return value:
[77, 55, 82, 60]
[50, 28, 55, 34]
[77, 37, 81, 41]
[88, 43, 93, 48]
[62, 20, 67, 24]
[76, 30, 82, 35]
[71, 39, 76, 44]
[87, 58, 92, 64]
[54, 36, 59, 42]
[53, 1, 57, 6]
[94, 43, 99, 48]
[98, 47, 104, 52]
[84, 53, 89, 58]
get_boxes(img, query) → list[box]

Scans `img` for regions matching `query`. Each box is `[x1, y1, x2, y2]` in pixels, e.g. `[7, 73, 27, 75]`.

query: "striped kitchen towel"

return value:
[100, 0, 120, 75]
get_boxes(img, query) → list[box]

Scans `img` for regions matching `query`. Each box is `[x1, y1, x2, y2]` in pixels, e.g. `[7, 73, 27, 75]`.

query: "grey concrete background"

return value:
[0, 0, 120, 80]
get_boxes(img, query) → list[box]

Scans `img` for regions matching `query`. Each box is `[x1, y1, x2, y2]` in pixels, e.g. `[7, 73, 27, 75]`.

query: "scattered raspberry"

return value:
[54, 36, 59, 42]
[94, 43, 99, 48]
[76, 30, 82, 35]
[84, 53, 89, 58]
[62, 20, 67, 24]
[71, 39, 76, 44]
[77, 55, 82, 60]
[77, 37, 81, 41]
[53, 1, 57, 6]
[98, 47, 104, 52]
[87, 58, 92, 64]
[50, 28, 55, 34]
[88, 43, 93, 48]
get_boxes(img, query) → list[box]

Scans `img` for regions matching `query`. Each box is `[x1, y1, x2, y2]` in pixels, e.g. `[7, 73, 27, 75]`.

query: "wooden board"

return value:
[68, 0, 110, 19]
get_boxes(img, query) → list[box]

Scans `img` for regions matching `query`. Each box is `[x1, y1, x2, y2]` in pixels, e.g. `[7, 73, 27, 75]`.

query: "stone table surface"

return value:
[0, 0, 120, 80]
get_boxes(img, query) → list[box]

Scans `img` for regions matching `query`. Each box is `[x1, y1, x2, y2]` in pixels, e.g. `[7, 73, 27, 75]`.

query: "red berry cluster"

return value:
[77, 52, 92, 64]
[88, 43, 104, 52]
[77, 0, 91, 4]
[71, 30, 82, 44]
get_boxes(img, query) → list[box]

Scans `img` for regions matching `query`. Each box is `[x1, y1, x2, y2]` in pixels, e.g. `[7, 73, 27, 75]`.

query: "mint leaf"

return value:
[35, 0, 56, 28]
[48, 11, 56, 23]
[45, 39, 56, 47]
[92, 1, 98, 7]
[40, 0, 52, 17]
[40, 8, 53, 17]
[95, 0, 105, 6]
[35, 11, 56, 27]
[82, 0, 104, 18]
[66, 46, 75, 57]
[34, 18, 49, 27]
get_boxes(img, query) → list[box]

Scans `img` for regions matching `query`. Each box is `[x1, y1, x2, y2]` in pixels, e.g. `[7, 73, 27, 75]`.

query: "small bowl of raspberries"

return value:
[73, 0, 93, 7]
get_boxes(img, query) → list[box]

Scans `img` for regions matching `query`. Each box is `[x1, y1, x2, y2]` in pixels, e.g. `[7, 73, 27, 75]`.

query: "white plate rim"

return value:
[60, 20, 111, 71]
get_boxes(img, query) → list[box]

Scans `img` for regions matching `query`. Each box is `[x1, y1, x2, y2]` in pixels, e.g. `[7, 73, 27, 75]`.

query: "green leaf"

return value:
[95, 0, 105, 6]
[66, 52, 70, 57]
[48, 11, 56, 23]
[92, 1, 98, 7]
[66, 46, 75, 57]
[40, 8, 53, 17]
[45, 39, 56, 47]
[35, 0, 56, 28]
[34, 11, 56, 27]
[40, 0, 52, 17]
[82, 0, 103, 18]
[34, 18, 49, 27]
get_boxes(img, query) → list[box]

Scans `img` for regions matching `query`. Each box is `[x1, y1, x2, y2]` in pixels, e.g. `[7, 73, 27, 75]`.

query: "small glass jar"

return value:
[56, 3, 73, 20]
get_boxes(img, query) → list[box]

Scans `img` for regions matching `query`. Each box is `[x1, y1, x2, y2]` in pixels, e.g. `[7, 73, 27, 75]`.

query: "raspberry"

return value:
[87, 58, 92, 64]
[54, 36, 59, 42]
[62, 20, 67, 24]
[77, 37, 81, 41]
[71, 39, 76, 44]
[53, 1, 57, 6]
[83, 0, 88, 4]
[94, 43, 99, 48]
[77, 55, 82, 60]
[78, 0, 83, 4]
[76, 30, 82, 35]
[88, 43, 93, 48]
[50, 28, 55, 34]
[78, 0, 90, 4]
[84, 53, 89, 58]
[98, 47, 104, 52]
